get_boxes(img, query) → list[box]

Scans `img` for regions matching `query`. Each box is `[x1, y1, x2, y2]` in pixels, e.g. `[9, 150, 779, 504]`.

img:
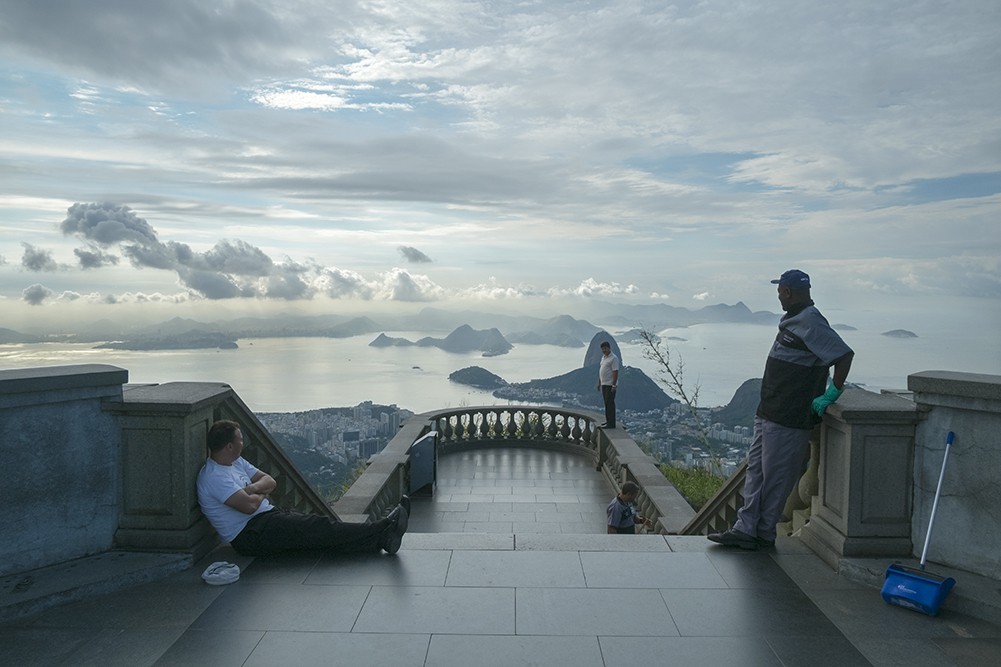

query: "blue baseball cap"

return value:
[771, 269, 811, 288]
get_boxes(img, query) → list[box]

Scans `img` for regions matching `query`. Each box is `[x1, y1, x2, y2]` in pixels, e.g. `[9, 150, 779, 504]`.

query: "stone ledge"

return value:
[0, 364, 128, 395]
[908, 370, 1001, 402]
[0, 551, 192, 624]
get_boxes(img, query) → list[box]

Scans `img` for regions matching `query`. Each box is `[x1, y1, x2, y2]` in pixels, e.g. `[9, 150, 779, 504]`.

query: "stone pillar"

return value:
[908, 371, 1001, 579]
[107, 382, 235, 560]
[799, 388, 920, 569]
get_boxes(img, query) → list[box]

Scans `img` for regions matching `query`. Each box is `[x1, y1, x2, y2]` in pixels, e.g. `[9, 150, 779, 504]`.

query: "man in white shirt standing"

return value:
[596, 341, 620, 428]
[197, 420, 409, 556]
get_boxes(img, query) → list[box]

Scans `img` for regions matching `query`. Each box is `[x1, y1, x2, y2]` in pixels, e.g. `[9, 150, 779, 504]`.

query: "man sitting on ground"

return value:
[197, 419, 409, 556]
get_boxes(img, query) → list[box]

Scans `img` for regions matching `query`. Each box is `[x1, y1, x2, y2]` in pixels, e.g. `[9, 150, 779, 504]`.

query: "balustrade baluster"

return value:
[559, 414, 572, 440]
[506, 411, 519, 437]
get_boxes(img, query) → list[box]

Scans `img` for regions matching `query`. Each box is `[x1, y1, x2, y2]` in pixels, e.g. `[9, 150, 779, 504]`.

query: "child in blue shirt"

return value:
[607, 481, 649, 534]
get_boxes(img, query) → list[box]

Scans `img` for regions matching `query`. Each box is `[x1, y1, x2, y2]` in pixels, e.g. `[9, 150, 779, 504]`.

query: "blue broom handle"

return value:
[919, 431, 954, 568]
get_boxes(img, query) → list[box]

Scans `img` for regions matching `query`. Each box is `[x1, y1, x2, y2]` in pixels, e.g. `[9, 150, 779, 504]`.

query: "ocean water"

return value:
[2, 308, 998, 413]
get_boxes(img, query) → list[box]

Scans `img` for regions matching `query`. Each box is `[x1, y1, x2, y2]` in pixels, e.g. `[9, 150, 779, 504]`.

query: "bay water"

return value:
[2, 311, 997, 413]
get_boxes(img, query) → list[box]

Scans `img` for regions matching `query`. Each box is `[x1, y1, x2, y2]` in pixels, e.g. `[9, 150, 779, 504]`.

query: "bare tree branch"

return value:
[638, 328, 723, 476]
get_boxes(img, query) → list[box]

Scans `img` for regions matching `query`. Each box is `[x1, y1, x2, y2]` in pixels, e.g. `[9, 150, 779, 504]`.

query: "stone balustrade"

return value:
[334, 405, 695, 533]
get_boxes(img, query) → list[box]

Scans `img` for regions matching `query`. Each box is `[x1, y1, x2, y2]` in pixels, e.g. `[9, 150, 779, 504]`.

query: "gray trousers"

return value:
[733, 416, 812, 542]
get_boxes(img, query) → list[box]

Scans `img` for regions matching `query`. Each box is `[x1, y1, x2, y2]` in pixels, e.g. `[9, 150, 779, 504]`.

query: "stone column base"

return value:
[801, 513, 912, 571]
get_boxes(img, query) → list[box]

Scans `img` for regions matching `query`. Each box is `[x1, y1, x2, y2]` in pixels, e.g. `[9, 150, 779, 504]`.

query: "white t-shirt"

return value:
[599, 352, 620, 386]
[196, 457, 273, 542]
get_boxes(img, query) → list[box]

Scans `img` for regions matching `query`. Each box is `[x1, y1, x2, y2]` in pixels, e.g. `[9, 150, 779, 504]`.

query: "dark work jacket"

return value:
[757, 301, 853, 429]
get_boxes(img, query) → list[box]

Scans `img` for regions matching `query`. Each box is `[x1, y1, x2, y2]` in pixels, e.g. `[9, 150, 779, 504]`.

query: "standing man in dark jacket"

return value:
[709, 269, 853, 550]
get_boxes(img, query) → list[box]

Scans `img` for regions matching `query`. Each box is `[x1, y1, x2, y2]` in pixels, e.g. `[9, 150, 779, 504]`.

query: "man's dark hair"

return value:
[600, 341, 611, 348]
[208, 420, 240, 453]
[621, 481, 639, 495]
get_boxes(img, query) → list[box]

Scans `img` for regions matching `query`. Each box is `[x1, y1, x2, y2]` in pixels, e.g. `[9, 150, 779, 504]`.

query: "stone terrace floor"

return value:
[2, 447, 1000, 666]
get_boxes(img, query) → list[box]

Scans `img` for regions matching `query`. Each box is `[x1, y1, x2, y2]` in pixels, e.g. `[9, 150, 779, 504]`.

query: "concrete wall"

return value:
[0, 365, 128, 577]
[908, 371, 1001, 580]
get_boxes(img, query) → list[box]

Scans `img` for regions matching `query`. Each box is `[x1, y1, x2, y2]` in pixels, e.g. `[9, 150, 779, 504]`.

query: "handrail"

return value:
[216, 391, 337, 519]
[678, 425, 821, 536]
[678, 461, 746, 535]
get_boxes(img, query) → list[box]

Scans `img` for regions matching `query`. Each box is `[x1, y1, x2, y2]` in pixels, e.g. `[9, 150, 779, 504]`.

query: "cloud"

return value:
[692, 292, 710, 301]
[457, 278, 543, 300]
[22, 283, 53, 305]
[398, 245, 433, 263]
[21, 243, 59, 272]
[552, 278, 640, 298]
[316, 266, 444, 302]
[121, 241, 178, 271]
[74, 246, 119, 269]
[200, 239, 275, 276]
[264, 260, 316, 300]
[61, 202, 160, 247]
[317, 267, 375, 300]
[58, 203, 299, 300]
[379, 268, 446, 302]
[176, 267, 245, 300]
[0, 0, 330, 97]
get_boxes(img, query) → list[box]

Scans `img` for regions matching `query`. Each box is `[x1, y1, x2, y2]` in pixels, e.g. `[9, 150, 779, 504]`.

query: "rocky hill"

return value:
[882, 329, 918, 338]
[370, 324, 513, 356]
[712, 378, 761, 428]
[448, 366, 508, 390]
[492, 365, 675, 412]
[582, 332, 624, 367]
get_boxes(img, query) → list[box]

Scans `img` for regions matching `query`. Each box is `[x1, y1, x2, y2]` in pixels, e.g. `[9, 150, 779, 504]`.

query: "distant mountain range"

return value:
[0, 302, 793, 350]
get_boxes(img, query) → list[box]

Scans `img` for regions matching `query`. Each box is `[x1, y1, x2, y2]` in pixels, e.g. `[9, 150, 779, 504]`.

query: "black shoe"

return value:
[755, 537, 775, 549]
[382, 503, 409, 555]
[382, 527, 402, 555]
[707, 529, 758, 550]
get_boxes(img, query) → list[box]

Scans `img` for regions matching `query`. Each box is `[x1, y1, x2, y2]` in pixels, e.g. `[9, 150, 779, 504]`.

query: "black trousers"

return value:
[230, 508, 387, 556]
[601, 385, 616, 427]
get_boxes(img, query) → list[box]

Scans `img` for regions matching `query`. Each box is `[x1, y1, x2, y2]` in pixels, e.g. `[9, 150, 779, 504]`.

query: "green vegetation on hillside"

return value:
[659, 464, 726, 511]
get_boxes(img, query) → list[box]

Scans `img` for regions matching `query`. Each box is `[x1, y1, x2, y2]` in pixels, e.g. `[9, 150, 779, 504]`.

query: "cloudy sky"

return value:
[1, 0, 999, 330]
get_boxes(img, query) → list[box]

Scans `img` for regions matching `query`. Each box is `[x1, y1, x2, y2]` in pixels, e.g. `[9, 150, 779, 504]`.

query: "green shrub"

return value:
[659, 464, 725, 511]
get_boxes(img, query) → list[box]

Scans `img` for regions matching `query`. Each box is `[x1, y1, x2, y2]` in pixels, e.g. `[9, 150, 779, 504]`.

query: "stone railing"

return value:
[679, 460, 748, 536]
[216, 391, 337, 519]
[432, 405, 600, 453]
[335, 405, 695, 533]
[680, 396, 910, 548]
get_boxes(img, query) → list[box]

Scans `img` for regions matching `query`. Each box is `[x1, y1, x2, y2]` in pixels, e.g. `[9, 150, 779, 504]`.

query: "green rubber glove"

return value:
[811, 382, 844, 416]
